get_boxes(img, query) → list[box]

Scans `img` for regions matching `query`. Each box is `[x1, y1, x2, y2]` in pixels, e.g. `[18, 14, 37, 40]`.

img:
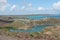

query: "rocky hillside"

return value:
[0, 26, 60, 40]
[0, 17, 60, 30]
[33, 18, 60, 26]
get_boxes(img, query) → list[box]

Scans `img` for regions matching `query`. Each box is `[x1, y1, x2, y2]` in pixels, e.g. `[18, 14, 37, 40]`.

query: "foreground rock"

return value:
[0, 35, 17, 40]
[0, 26, 60, 40]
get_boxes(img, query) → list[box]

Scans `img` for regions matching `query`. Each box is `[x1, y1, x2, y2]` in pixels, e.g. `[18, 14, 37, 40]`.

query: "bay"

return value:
[9, 15, 60, 33]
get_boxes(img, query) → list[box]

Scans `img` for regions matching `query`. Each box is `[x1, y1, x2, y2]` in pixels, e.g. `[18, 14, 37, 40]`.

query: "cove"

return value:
[9, 25, 48, 33]
[9, 15, 60, 33]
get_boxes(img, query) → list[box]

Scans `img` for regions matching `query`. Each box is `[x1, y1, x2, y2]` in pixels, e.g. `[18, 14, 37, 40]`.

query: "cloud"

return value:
[10, 5, 16, 11]
[53, 1, 60, 10]
[37, 7, 44, 10]
[0, 0, 7, 3]
[28, 3, 32, 7]
[21, 6, 25, 10]
[0, 0, 8, 11]
[0, 0, 60, 15]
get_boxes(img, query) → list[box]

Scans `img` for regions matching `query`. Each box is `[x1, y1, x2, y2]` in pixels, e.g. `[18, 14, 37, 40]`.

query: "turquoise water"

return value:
[9, 15, 60, 32]
[10, 25, 47, 33]
[26, 15, 60, 20]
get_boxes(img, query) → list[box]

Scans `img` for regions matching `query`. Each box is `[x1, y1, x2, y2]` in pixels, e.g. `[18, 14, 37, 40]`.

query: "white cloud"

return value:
[0, 0, 8, 11]
[37, 7, 44, 10]
[0, 4, 7, 11]
[0, 0, 59, 15]
[0, 0, 7, 3]
[53, 1, 60, 9]
[10, 5, 16, 11]
[28, 3, 32, 7]
[21, 6, 25, 10]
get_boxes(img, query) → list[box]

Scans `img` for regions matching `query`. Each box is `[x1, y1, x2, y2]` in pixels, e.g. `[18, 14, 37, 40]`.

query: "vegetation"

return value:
[33, 18, 60, 26]
[0, 16, 60, 40]
[0, 26, 60, 40]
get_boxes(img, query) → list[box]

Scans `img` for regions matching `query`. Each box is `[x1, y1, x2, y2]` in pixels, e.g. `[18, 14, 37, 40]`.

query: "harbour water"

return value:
[10, 25, 47, 33]
[9, 15, 60, 33]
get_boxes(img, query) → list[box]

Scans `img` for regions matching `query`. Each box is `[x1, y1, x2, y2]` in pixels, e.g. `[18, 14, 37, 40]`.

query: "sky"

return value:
[0, 0, 60, 15]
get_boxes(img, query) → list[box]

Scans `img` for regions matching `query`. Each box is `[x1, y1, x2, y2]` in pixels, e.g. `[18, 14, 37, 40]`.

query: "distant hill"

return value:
[0, 14, 58, 16]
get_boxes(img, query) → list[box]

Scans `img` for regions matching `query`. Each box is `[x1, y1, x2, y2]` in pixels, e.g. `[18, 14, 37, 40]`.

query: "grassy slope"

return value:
[0, 26, 60, 40]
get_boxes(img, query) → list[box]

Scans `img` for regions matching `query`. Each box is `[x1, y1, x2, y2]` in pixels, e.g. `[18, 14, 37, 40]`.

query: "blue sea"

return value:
[10, 15, 60, 33]
[26, 15, 60, 20]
